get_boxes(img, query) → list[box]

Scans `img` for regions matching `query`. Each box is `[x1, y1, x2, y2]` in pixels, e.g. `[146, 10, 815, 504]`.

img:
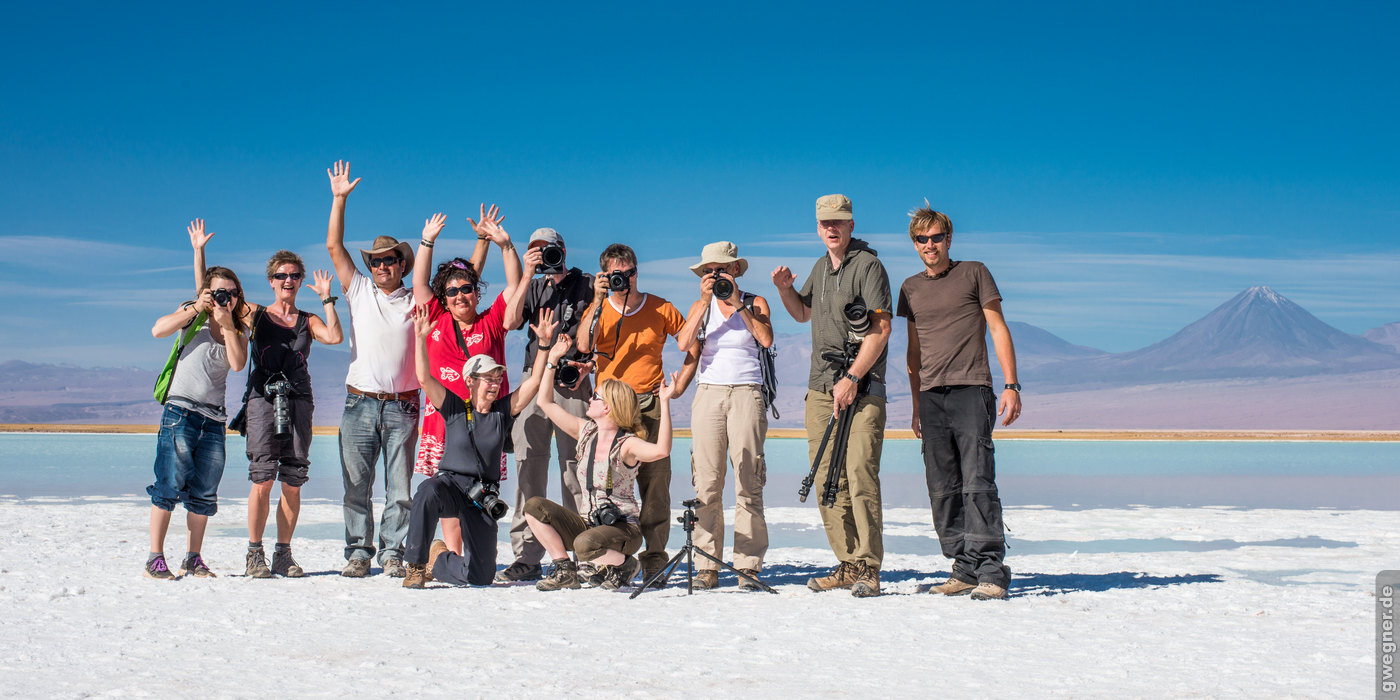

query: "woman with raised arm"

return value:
[523, 339, 678, 592]
[410, 204, 526, 554]
[218, 241, 343, 579]
[142, 220, 250, 580]
[401, 306, 556, 588]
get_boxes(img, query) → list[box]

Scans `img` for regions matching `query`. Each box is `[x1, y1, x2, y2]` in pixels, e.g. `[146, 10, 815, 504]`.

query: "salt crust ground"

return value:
[0, 498, 1391, 698]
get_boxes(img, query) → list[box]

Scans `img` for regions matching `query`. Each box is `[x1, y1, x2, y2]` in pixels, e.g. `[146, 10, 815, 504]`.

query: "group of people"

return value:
[143, 163, 1023, 600]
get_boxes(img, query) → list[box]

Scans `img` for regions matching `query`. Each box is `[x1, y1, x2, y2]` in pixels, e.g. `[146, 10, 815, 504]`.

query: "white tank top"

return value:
[697, 296, 762, 385]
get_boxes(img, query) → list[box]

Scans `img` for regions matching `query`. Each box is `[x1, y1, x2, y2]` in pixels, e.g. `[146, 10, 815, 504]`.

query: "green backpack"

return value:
[153, 311, 207, 404]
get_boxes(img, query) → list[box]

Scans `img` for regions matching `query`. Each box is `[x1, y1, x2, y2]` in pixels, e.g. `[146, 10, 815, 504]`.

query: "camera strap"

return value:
[453, 319, 470, 355]
[584, 426, 626, 501]
[462, 401, 496, 482]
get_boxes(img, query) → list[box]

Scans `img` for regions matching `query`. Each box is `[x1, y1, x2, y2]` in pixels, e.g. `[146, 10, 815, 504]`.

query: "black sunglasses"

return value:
[271, 272, 304, 281]
[915, 233, 948, 244]
[369, 256, 401, 268]
[444, 284, 479, 297]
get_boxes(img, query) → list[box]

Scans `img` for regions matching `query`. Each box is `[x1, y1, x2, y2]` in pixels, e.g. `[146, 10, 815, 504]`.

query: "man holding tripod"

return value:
[772, 194, 892, 598]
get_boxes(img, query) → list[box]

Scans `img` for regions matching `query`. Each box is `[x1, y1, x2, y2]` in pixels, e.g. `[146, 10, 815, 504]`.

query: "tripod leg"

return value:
[821, 403, 858, 507]
[798, 412, 839, 502]
[628, 549, 688, 600]
[689, 548, 780, 594]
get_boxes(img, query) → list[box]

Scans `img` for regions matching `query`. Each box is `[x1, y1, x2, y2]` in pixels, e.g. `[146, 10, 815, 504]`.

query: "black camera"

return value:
[607, 269, 633, 292]
[264, 376, 293, 440]
[590, 499, 626, 527]
[710, 271, 734, 301]
[843, 297, 870, 334]
[467, 480, 509, 520]
[211, 288, 233, 307]
[536, 243, 566, 275]
[554, 361, 581, 389]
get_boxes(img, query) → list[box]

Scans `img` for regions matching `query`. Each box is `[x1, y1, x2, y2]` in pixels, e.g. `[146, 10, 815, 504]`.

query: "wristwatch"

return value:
[546, 362, 558, 370]
[843, 371, 859, 384]
[1004, 383, 1021, 392]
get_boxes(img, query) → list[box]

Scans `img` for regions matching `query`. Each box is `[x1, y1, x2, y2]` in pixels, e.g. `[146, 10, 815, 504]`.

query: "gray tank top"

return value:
[167, 326, 232, 422]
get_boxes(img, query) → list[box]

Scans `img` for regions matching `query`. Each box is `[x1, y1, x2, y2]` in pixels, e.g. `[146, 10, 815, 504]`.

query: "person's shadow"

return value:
[713, 564, 1221, 598]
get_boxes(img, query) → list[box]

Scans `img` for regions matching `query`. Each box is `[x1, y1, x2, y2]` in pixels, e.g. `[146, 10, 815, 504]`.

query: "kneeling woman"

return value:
[525, 341, 678, 591]
[402, 305, 555, 588]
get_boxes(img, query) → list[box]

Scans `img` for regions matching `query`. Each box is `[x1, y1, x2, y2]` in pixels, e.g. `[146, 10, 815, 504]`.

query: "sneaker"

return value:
[691, 570, 719, 590]
[403, 562, 427, 589]
[178, 554, 216, 579]
[600, 556, 640, 591]
[426, 540, 449, 583]
[270, 548, 305, 578]
[143, 555, 176, 581]
[340, 557, 371, 578]
[929, 576, 977, 596]
[641, 567, 668, 589]
[578, 562, 604, 588]
[382, 558, 406, 579]
[806, 561, 856, 592]
[494, 560, 544, 583]
[970, 582, 1008, 600]
[245, 548, 273, 579]
[536, 558, 581, 591]
[850, 562, 881, 598]
[737, 568, 765, 591]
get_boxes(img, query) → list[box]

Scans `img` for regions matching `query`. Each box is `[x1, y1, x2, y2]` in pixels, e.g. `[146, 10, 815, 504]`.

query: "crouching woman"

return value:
[402, 305, 555, 588]
[525, 340, 678, 591]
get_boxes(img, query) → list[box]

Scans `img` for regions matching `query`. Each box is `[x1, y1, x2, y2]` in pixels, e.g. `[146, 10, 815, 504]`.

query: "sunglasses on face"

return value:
[915, 233, 948, 245]
[369, 256, 401, 268]
[590, 392, 603, 401]
[271, 272, 304, 281]
[444, 284, 479, 297]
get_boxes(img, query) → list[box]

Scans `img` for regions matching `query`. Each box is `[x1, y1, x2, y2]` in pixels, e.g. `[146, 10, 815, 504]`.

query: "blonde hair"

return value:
[265, 250, 306, 279]
[597, 378, 643, 437]
[908, 202, 954, 240]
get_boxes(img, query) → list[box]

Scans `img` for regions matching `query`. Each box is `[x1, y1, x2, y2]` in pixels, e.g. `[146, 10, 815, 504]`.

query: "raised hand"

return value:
[188, 219, 214, 250]
[531, 307, 559, 348]
[307, 269, 335, 299]
[412, 303, 433, 339]
[327, 160, 362, 198]
[771, 265, 795, 289]
[467, 203, 509, 245]
[422, 213, 447, 243]
[659, 370, 680, 401]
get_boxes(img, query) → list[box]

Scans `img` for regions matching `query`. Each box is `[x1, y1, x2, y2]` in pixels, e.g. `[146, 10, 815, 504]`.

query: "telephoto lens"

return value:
[712, 272, 734, 300]
[264, 378, 293, 440]
[843, 298, 870, 334]
[537, 243, 566, 275]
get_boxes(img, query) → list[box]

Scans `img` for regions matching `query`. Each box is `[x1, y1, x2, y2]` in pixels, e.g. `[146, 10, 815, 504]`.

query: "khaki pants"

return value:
[522, 497, 641, 563]
[508, 368, 590, 566]
[804, 390, 885, 568]
[690, 384, 768, 571]
[635, 392, 672, 573]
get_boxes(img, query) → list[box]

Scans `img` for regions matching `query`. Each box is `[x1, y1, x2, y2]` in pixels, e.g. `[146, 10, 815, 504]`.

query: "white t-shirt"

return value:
[344, 270, 419, 394]
[697, 297, 762, 385]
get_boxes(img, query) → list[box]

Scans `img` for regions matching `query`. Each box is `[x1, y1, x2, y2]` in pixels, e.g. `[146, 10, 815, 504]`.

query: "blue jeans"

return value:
[147, 403, 227, 516]
[340, 393, 420, 564]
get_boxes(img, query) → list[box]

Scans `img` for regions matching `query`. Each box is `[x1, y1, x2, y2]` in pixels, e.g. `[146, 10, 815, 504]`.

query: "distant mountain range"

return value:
[2, 287, 1396, 429]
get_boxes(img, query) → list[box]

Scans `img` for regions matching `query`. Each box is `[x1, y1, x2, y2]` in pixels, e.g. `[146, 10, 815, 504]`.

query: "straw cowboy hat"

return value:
[359, 235, 415, 280]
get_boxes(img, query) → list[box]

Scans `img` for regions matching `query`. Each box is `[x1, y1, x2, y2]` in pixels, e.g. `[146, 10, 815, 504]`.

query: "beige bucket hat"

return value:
[689, 241, 749, 277]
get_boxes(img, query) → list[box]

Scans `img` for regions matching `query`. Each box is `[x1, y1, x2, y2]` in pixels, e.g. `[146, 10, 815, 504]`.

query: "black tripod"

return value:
[798, 344, 864, 507]
[629, 499, 778, 598]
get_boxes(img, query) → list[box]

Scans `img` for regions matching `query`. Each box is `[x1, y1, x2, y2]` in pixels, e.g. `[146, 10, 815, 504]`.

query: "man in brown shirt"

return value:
[896, 205, 1022, 601]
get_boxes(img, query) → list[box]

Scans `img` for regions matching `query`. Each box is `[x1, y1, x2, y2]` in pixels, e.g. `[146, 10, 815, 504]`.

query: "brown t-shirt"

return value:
[896, 261, 1002, 390]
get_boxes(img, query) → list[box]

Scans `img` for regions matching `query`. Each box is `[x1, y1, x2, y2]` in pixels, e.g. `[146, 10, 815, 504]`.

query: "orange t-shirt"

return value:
[592, 293, 685, 393]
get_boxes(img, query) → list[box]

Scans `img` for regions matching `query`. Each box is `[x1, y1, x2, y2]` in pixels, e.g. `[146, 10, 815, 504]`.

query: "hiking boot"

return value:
[641, 567, 668, 589]
[850, 562, 881, 598]
[179, 554, 216, 579]
[270, 548, 305, 578]
[245, 548, 273, 579]
[340, 557, 371, 578]
[403, 562, 427, 589]
[578, 562, 604, 588]
[737, 568, 765, 592]
[494, 560, 544, 583]
[691, 570, 719, 590]
[536, 558, 581, 591]
[601, 556, 640, 591]
[806, 561, 856, 592]
[426, 540, 449, 583]
[382, 558, 406, 579]
[970, 582, 1008, 600]
[929, 576, 977, 596]
[143, 555, 176, 581]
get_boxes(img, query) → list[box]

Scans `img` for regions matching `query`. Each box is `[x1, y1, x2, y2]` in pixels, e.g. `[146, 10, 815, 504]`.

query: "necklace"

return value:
[926, 260, 958, 280]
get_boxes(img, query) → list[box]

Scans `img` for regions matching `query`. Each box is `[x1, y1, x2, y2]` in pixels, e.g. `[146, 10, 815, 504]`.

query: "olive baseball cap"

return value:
[815, 194, 853, 221]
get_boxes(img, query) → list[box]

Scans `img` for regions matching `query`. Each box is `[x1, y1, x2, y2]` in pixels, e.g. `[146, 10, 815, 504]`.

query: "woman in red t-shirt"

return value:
[411, 205, 526, 552]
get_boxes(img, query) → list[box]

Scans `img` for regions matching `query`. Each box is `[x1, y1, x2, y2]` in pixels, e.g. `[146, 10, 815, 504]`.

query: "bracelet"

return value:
[420, 239, 434, 248]
[501, 242, 515, 251]
[322, 296, 338, 306]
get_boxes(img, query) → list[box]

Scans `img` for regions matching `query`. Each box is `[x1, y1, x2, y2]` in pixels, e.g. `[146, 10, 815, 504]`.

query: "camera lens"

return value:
[712, 274, 734, 300]
[555, 364, 580, 388]
[608, 271, 630, 292]
[843, 299, 870, 334]
[537, 244, 565, 275]
[212, 289, 232, 307]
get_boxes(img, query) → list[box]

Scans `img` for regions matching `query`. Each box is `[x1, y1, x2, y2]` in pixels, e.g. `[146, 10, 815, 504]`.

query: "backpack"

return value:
[696, 292, 780, 420]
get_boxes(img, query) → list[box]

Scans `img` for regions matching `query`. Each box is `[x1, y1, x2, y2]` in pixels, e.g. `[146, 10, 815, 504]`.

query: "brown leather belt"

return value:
[347, 385, 419, 401]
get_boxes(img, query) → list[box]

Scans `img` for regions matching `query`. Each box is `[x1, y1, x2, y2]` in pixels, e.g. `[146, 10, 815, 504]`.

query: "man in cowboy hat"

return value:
[324, 160, 421, 578]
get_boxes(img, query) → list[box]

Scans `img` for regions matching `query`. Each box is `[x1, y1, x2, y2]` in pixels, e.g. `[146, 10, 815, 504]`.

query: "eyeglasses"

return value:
[609, 268, 637, 278]
[472, 374, 505, 386]
[914, 233, 948, 245]
[590, 392, 603, 401]
[444, 284, 479, 297]
[369, 256, 401, 268]
[271, 272, 304, 281]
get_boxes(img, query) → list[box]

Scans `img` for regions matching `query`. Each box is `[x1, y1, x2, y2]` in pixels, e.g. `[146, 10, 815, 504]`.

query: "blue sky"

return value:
[2, 2, 1397, 366]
